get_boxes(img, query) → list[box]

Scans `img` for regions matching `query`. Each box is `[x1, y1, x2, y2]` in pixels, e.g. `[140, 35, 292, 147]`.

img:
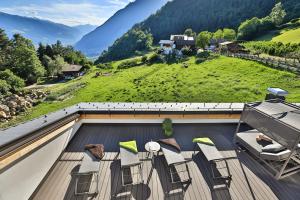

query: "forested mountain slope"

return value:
[136, 0, 276, 42]
[75, 0, 168, 56]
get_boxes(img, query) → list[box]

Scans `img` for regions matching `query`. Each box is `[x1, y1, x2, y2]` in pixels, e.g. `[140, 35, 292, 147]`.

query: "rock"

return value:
[0, 104, 9, 113]
[0, 111, 7, 119]
[7, 101, 18, 109]
[10, 111, 16, 116]
[25, 101, 32, 108]
[16, 97, 26, 106]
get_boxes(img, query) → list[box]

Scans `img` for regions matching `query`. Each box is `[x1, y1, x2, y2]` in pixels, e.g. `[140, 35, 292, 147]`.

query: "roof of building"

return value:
[170, 35, 195, 41]
[62, 64, 83, 72]
[159, 40, 174, 44]
[219, 41, 234, 46]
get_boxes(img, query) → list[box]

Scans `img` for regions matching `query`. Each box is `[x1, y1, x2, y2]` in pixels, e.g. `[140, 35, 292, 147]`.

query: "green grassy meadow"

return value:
[2, 56, 300, 128]
[272, 27, 300, 44]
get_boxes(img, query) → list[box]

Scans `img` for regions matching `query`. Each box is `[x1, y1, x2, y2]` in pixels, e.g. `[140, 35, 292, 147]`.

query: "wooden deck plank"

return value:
[31, 124, 300, 200]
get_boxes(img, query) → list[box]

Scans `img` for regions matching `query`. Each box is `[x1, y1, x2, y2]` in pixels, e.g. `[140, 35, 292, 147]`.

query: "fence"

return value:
[225, 53, 300, 74]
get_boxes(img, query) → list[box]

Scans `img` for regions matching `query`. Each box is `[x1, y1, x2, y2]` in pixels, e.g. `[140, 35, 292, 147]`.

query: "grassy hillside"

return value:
[272, 27, 300, 43]
[254, 18, 300, 43]
[2, 56, 300, 128]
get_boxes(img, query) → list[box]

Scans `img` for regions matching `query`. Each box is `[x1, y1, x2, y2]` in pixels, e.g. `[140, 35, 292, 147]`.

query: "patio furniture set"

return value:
[72, 99, 300, 197]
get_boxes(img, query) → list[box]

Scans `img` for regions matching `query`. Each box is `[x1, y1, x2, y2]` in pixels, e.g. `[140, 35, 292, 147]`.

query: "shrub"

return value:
[0, 69, 25, 92]
[141, 55, 148, 63]
[181, 46, 196, 56]
[195, 51, 219, 64]
[197, 51, 211, 58]
[0, 79, 11, 96]
[162, 118, 173, 137]
[118, 58, 140, 69]
[243, 41, 300, 57]
[45, 82, 85, 101]
[96, 63, 113, 69]
[148, 53, 164, 64]
[83, 63, 92, 71]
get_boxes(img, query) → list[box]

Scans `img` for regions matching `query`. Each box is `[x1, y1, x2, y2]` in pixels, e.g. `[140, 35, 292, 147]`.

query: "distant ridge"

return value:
[75, 0, 169, 57]
[0, 12, 96, 45]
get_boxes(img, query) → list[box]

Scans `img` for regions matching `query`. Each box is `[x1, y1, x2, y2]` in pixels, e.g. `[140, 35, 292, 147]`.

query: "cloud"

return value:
[0, 1, 131, 26]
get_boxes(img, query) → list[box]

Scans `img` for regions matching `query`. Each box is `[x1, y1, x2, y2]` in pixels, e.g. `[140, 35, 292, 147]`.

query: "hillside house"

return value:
[159, 40, 175, 54]
[61, 64, 84, 79]
[170, 35, 196, 50]
[159, 34, 196, 54]
[219, 41, 248, 53]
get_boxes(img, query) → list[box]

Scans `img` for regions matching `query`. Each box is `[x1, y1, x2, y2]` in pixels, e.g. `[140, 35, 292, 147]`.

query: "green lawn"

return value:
[2, 56, 300, 128]
[272, 27, 300, 44]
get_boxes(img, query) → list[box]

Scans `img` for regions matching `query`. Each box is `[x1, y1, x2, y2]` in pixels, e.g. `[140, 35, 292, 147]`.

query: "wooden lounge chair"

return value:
[159, 139, 192, 183]
[120, 147, 143, 186]
[194, 141, 232, 184]
[74, 150, 101, 196]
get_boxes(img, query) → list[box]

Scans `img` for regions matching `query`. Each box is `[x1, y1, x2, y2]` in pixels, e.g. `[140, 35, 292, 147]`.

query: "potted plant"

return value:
[162, 118, 173, 137]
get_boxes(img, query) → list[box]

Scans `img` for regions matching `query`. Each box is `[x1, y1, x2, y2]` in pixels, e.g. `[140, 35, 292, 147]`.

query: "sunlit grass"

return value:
[2, 56, 300, 128]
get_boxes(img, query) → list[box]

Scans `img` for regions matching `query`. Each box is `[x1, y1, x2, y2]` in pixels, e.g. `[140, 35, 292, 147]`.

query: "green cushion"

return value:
[119, 140, 138, 154]
[192, 137, 215, 146]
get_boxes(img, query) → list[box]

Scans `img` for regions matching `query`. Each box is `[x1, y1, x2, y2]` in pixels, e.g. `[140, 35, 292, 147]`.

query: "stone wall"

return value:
[0, 90, 47, 123]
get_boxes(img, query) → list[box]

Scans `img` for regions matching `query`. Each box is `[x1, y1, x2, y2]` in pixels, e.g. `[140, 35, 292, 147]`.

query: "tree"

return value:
[0, 69, 25, 92]
[213, 29, 223, 41]
[96, 28, 153, 63]
[51, 40, 64, 56]
[223, 28, 236, 41]
[0, 29, 10, 69]
[47, 56, 66, 77]
[269, 2, 286, 26]
[9, 34, 45, 84]
[237, 17, 260, 40]
[196, 31, 212, 49]
[37, 43, 46, 61]
[184, 28, 196, 37]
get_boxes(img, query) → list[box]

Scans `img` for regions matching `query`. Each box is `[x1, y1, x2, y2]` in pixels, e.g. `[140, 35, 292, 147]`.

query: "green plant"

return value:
[96, 63, 113, 69]
[141, 55, 148, 63]
[118, 59, 140, 69]
[162, 118, 173, 137]
[148, 53, 164, 64]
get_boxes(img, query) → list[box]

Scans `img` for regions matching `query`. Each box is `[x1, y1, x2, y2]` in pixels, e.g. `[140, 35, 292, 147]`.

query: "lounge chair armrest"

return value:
[172, 159, 192, 166]
[72, 171, 96, 176]
[121, 161, 142, 168]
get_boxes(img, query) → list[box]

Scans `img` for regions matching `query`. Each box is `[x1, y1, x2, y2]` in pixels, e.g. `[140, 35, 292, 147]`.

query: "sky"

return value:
[0, 0, 134, 26]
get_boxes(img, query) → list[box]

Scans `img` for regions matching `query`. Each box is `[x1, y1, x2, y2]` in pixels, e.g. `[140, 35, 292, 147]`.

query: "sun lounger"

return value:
[74, 150, 101, 196]
[194, 139, 232, 183]
[159, 139, 192, 183]
[120, 146, 143, 186]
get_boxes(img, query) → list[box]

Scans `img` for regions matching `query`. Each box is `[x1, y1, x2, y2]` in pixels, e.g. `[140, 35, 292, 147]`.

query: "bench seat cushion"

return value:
[236, 129, 292, 161]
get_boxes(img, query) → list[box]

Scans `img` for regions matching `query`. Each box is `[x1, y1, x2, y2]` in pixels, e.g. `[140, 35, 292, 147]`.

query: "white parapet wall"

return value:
[81, 118, 240, 124]
[0, 120, 82, 200]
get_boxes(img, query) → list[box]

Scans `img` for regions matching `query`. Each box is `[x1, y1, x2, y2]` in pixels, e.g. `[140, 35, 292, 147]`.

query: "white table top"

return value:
[145, 141, 160, 152]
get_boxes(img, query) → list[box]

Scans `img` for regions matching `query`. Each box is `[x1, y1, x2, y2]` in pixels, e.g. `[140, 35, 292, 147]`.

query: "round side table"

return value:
[145, 141, 160, 164]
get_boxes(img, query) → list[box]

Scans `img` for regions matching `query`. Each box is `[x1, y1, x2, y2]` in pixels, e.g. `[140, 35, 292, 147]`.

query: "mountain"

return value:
[0, 12, 96, 45]
[136, 0, 277, 42]
[75, 0, 169, 57]
[73, 24, 97, 36]
[96, 0, 277, 62]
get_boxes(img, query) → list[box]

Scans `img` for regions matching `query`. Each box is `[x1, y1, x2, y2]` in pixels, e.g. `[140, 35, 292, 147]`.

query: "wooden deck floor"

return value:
[31, 124, 300, 200]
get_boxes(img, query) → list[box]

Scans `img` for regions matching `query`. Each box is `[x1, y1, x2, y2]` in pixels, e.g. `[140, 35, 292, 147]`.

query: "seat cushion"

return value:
[236, 129, 292, 161]
[262, 143, 286, 153]
[193, 137, 215, 146]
